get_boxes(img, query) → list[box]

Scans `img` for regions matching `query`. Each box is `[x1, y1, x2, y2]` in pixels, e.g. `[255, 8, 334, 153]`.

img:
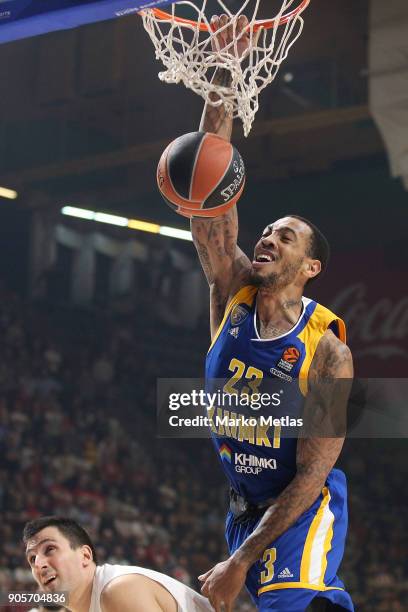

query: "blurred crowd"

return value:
[0, 282, 407, 611]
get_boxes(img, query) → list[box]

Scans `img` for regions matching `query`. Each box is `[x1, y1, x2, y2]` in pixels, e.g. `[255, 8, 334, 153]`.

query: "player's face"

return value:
[251, 217, 313, 289]
[26, 526, 89, 595]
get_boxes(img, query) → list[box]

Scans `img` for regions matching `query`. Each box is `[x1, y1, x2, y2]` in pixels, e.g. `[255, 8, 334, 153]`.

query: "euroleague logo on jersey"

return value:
[277, 347, 301, 373]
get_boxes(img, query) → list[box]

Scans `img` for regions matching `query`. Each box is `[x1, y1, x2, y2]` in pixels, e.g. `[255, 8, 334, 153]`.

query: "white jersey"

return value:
[89, 563, 214, 612]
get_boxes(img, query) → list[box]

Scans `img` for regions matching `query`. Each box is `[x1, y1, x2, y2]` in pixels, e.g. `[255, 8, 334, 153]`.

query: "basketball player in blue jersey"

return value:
[191, 15, 354, 612]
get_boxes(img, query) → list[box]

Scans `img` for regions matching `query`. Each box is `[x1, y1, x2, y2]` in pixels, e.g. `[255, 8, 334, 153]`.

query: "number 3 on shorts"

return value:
[260, 547, 277, 585]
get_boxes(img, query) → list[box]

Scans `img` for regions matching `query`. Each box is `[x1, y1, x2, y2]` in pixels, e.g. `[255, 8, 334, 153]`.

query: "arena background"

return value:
[0, 1, 407, 610]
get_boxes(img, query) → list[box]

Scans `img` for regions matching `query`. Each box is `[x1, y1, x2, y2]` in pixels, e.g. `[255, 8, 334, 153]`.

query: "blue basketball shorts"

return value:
[226, 469, 354, 611]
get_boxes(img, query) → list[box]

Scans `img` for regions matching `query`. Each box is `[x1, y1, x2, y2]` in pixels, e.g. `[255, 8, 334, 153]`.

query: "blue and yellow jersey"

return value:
[205, 285, 346, 504]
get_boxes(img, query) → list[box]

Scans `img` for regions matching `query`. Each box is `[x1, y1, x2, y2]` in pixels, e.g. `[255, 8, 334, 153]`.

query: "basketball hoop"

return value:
[140, 0, 311, 136]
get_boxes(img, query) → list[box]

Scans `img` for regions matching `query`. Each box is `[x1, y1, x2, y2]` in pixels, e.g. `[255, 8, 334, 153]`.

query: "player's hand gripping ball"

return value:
[157, 131, 246, 218]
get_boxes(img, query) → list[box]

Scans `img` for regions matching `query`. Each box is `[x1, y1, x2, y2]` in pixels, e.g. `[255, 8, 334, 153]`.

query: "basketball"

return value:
[157, 131, 245, 218]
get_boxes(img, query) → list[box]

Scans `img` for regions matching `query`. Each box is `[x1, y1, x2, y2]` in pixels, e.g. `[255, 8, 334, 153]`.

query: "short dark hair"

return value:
[287, 214, 330, 284]
[23, 516, 98, 565]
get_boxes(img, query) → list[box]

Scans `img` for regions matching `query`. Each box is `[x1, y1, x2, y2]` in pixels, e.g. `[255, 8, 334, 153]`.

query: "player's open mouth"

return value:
[43, 575, 57, 586]
[253, 252, 277, 266]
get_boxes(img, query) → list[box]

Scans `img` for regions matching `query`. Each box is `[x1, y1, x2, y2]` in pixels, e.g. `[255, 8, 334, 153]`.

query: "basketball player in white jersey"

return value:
[23, 517, 214, 612]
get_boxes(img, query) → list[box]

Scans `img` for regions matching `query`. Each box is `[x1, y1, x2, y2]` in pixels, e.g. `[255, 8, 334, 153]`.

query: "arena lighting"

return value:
[159, 226, 192, 241]
[0, 186, 18, 199]
[61, 206, 95, 220]
[61, 206, 193, 241]
[94, 212, 128, 227]
[127, 219, 160, 234]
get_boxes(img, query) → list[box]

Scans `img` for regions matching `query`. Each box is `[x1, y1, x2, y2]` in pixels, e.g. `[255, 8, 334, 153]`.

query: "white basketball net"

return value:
[141, 0, 309, 136]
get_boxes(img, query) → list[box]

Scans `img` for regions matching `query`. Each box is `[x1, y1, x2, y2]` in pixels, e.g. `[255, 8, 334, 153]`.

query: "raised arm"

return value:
[191, 16, 252, 339]
[191, 205, 251, 339]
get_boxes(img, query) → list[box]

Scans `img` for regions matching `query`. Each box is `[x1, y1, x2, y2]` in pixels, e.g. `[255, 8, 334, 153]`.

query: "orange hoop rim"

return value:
[143, 0, 310, 33]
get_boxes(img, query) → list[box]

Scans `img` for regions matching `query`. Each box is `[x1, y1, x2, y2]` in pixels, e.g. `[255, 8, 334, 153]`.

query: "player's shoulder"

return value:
[100, 571, 136, 598]
[319, 328, 351, 354]
[304, 297, 347, 345]
[311, 329, 353, 378]
[228, 283, 257, 305]
[308, 298, 343, 326]
[100, 572, 160, 608]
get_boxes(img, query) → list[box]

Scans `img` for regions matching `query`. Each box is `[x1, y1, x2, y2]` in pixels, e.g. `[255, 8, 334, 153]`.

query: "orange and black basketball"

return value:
[157, 131, 245, 218]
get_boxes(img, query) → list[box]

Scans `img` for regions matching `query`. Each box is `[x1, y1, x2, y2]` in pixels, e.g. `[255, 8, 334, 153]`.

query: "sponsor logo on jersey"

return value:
[278, 567, 294, 579]
[230, 304, 249, 326]
[219, 443, 232, 463]
[219, 443, 276, 474]
[209, 407, 286, 448]
[270, 367, 292, 382]
[229, 327, 239, 339]
[234, 452, 277, 474]
[276, 346, 301, 373]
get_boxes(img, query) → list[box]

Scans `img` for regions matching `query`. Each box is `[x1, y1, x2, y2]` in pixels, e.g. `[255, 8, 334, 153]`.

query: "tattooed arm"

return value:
[231, 330, 353, 568]
[199, 329, 353, 611]
[191, 21, 252, 339]
[199, 13, 250, 139]
[200, 67, 235, 139]
[191, 206, 251, 339]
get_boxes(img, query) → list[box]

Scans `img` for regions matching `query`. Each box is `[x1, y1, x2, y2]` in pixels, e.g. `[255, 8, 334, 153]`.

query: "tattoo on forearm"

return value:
[196, 243, 214, 284]
[212, 68, 233, 88]
[191, 208, 239, 285]
[200, 68, 233, 136]
[191, 207, 251, 333]
[234, 438, 342, 568]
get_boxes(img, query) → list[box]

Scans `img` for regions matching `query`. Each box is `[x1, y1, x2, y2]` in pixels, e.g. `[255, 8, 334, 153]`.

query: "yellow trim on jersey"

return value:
[258, 582, 344, 595]
[297, 304, 346, 396]
[208, 285, 257, 353]
[300, 486, 331, 583]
